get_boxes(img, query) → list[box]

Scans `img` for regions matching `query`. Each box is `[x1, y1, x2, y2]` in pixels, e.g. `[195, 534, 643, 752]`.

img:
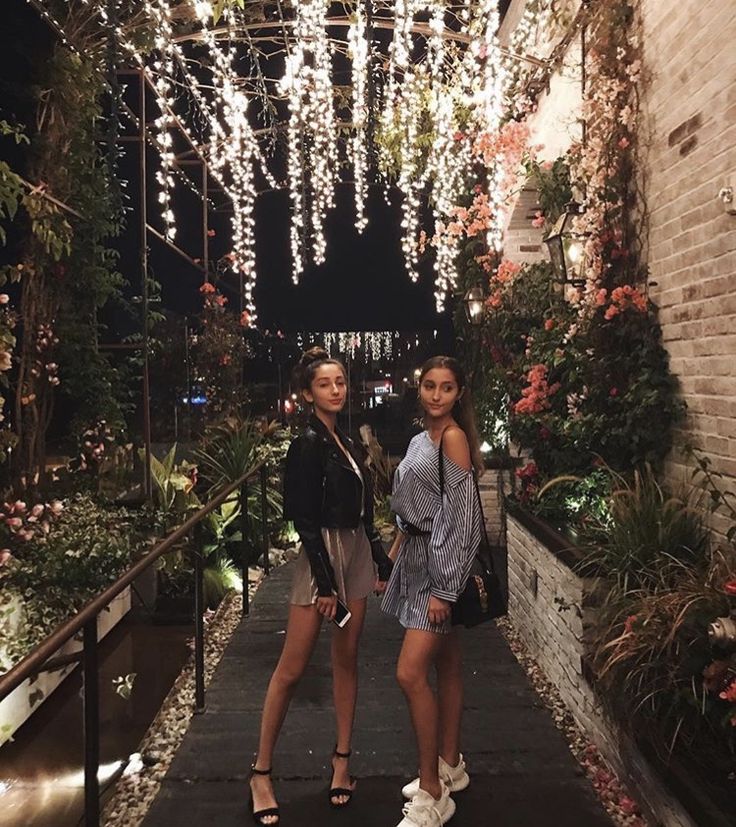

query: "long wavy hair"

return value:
[419, 355, 484, 475]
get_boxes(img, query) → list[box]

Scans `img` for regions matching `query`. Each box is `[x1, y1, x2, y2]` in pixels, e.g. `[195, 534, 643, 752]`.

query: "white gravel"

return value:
[496, 617, 649, 827]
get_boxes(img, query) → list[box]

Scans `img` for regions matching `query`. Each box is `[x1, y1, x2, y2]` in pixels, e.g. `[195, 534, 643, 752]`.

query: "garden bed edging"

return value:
[506, 505, 700, 827]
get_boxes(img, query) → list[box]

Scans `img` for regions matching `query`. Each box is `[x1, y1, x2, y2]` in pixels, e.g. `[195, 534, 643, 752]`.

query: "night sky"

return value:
[1, 1, 512, 344]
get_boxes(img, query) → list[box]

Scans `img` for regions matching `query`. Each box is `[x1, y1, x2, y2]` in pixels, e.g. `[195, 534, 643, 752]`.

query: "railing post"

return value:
[192, 524, 206, 714]
[260, 463, 270, 577]
[241, 480, 249, 617]
[82, 619, 100, 827]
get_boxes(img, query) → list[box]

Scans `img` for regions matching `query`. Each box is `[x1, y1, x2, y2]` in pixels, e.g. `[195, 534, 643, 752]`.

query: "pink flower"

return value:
[239, 311, 251, 328]
[531, 211, 545, 229]
[0, 549, 11, 566]
[49, 500, 64, 516]
[0, 351, 11, 371]
[487, 290, 503, 309]
[514, 364, 560, 415]
[609, 387, 619, 397]
[723, 580, 736, 596]
[620, 797, 639, 816]
[516, 462, 538, 480]
[494, 259, 521, 285]
[199, 282, 216, 294]
[0, 294, 9, 304]
[544, 319, 555, 331]
[719, 679, 736, 703]
[207, 229, 216, 238]
[618, 137, 630, 149]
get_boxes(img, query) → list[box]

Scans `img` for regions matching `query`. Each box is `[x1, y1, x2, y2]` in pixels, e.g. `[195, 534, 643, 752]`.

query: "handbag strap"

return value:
[437, 428, 496, 576]
[437, 426, 449, 498]
[473, 476, 497, 574]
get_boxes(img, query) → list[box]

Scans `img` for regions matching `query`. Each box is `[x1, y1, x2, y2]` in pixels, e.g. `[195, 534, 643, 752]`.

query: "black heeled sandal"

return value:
[249, 765, 280, 825]
[328, 747, 356, 808]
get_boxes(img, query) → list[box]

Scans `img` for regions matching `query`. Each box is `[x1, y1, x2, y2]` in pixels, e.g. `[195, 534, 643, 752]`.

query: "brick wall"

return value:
[502, 0, 736, 531]
[507, 513, 699, 827]
[639, 0, 736, 526]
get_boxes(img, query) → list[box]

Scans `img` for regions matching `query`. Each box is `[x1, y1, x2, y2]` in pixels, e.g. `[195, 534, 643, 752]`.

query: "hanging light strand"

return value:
[348, 6, 369, 233]
[480, 0, 507, 253]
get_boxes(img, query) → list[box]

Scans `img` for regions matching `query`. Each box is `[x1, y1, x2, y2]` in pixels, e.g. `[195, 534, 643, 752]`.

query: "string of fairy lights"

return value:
[33, 0, 552, 324]
[296, 330, 439, 361]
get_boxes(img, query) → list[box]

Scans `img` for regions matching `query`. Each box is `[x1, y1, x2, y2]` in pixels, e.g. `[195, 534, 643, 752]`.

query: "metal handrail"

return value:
[0, 457, 271, 827]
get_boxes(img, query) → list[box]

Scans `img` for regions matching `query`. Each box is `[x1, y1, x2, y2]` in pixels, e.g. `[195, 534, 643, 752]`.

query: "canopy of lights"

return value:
[40, 0, 553, 320]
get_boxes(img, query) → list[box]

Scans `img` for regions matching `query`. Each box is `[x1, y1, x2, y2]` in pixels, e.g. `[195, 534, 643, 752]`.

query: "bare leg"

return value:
[396, 629, 444, 800]
[329, 597, 367, 804]
[250, 604, 323, 823]
[436, 628, 463, 767]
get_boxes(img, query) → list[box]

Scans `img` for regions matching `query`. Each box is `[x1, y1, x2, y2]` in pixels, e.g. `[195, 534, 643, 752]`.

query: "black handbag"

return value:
[437, 431, 507, 628]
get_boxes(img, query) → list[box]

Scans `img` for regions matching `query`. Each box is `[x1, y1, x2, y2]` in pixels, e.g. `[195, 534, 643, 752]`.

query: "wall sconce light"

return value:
[543, 201, 588, 288]
[463, 286, 485, 326]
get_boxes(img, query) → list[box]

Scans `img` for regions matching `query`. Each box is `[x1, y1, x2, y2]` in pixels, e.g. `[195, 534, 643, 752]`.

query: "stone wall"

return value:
[507, 511, 700, 827]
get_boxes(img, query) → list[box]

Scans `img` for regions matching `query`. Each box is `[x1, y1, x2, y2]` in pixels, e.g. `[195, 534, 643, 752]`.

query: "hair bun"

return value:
[299, 346, 330, 369]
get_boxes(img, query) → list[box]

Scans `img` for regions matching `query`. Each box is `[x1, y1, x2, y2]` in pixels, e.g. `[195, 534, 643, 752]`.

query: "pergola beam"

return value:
[174, 17, 549, 68]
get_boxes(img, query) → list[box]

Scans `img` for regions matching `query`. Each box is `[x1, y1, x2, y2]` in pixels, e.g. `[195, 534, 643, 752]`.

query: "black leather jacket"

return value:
[283, 414, 393, 596]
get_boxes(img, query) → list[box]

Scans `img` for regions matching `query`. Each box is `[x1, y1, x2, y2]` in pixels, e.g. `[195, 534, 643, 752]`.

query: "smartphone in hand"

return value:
[332, 598, 352, 628]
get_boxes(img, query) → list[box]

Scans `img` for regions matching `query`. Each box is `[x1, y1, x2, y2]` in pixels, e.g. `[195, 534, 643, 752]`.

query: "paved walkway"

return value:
[142, 563, 614, 826]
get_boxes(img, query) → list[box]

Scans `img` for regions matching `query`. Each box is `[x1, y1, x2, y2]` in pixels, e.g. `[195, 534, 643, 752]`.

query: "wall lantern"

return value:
[463, 286, 485, 326]
[542, 201, 588, 287]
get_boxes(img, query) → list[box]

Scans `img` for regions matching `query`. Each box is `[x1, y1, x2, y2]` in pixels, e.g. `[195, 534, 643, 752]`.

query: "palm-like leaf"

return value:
[195, 416, 264, 493]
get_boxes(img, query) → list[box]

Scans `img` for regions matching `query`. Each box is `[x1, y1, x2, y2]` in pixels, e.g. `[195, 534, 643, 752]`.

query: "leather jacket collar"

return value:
[306, 413, 360, 470]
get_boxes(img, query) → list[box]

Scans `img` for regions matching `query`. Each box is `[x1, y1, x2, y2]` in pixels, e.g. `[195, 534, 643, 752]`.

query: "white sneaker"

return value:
[402, 754, 470, 799]
[396, 784, 456, 827]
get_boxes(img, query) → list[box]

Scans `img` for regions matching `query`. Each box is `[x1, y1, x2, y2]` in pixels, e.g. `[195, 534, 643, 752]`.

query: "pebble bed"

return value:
[103, 551, 648, 827]
[496, 617, 649, 827]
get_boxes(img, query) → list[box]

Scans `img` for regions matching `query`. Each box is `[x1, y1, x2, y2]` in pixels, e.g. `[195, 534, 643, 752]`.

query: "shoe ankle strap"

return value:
[333, 748, 351, 759]
[251, 765, 272, 775]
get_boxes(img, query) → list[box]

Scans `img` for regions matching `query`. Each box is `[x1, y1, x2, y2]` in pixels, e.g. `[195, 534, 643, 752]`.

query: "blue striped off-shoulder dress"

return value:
[381, 430, 482, 633]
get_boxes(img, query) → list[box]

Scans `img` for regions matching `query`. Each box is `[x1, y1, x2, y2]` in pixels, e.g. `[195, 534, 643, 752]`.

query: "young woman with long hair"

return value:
[379, 355, 483, 827]
[248, 347, 393, 825]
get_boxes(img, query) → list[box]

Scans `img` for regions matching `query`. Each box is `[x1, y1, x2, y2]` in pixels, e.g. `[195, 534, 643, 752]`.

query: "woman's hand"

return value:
[374, 578, 388, 595]
[316, 595, 337, 620]
[428, 595, 451, 626]
[388, 529, 405, 562]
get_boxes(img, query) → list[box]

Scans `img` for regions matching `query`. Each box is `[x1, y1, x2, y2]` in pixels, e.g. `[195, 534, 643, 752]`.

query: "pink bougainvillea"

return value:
[514, 364, 561, 415]
[604, 285, 648, 320]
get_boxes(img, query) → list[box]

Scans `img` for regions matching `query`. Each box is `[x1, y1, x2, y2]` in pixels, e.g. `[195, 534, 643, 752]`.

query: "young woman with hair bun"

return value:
[248, 347, 393, 825]
[379, 355, 484, 827]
